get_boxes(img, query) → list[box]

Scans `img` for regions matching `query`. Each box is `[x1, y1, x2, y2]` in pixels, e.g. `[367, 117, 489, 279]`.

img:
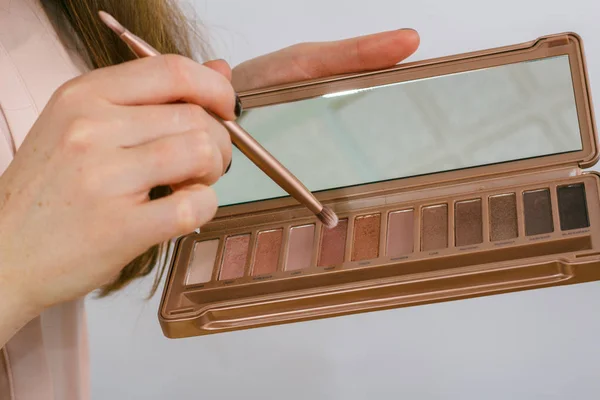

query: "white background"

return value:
[88, 1, 600, 398]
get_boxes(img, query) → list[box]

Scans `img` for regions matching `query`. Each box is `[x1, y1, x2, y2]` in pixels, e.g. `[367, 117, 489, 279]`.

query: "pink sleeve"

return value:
[0, 106, 15, 173]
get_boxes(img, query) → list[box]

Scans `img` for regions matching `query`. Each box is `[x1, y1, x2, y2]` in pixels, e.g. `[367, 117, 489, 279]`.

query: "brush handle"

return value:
[221, 120, 323, 214]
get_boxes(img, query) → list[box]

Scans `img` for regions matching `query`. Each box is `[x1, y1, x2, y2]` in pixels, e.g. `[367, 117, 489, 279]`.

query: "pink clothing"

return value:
[0, 0, 90, 399]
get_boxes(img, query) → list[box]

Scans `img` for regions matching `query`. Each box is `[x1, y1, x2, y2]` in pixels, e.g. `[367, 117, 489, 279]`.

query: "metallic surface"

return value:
[220, 235, 250, 280]
[455, 199, 483, 247]
[351, 214, 381, 261]
[489, 194, 519, 241]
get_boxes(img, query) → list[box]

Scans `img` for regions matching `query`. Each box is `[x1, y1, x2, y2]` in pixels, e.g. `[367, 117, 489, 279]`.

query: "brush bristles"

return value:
[317, 206, 339, 229]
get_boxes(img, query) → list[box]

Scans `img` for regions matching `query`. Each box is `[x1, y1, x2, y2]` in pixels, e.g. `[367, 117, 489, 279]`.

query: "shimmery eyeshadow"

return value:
[386, 210, 414, 257]
[252, 229, 283, 276]
[318, 219, 348, 267]
[219, 235, 250, 280]
[489, 194, 518, 241]
[286, 224, 315, 271]
[557, 184, 590, 231]
[186, 240, 219, 285]
[421, 204, 448, 251]
[455, 199, 483, 247]
[351, 214, 381, 261]
[523, 189, 554, 236]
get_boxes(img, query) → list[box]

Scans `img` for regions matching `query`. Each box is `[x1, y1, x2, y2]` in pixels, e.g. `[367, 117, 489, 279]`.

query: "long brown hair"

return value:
[41, 0, 212, 297]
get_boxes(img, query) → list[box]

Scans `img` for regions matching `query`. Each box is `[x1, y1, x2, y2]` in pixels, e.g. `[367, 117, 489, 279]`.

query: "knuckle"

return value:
[61, 117, 96, 154]
[189, 131, 215, 175]
[53, 78, 85, 106]
[162, 54, 194, 89]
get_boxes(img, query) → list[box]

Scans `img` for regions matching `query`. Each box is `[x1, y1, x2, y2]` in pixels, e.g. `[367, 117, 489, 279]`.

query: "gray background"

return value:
[88, 0, 600, 398]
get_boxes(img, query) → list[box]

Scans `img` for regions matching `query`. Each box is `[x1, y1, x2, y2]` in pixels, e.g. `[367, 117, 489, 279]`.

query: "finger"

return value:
[204, 59, 233, 82]
[131, 184, 218, 243]
[119, 130, 224, 194]
[232, 29, 420, 91]
[110, 104, 232, 169]
[79, 55, 237, 120]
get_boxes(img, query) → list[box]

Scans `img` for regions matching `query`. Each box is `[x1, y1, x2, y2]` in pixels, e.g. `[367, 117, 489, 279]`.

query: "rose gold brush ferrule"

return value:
[98, 11, 338, 228]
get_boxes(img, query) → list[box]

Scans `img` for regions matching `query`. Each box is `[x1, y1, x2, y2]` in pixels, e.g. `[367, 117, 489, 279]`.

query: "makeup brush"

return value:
[98, 11, 338, 229]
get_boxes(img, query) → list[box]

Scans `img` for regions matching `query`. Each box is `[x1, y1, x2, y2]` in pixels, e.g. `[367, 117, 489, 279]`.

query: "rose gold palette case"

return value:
[158, 32, 600, 339]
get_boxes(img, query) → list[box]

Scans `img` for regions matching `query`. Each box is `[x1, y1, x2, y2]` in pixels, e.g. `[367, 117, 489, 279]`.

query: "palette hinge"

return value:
[547, 35, 571, 48]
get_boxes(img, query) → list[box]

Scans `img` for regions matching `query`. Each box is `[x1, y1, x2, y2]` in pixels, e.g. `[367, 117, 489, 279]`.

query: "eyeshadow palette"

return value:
[159, 33, 600, 338]
[183, 180, 596, 287]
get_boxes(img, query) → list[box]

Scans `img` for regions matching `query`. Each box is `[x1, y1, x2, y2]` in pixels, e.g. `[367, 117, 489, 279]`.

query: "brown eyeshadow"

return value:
[318, 219, 348, 267]
[523, 189, 554, 236]
[421, 204, 448, 251]
[219, 235, 250, 280]
[386, 210, 414, 257]
[489, 193, 518, 241]
[286, 224, 315, 271]
[351, 214, 381, 261]
[252, 229, 283, 276]
[455, 199, 483, 247]
[186, 240, 219, 285]
[557, 184, 589, 231]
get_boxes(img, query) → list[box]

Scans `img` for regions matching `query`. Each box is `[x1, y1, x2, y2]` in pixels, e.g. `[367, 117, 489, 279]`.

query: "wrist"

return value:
[0, 260, 42, 346]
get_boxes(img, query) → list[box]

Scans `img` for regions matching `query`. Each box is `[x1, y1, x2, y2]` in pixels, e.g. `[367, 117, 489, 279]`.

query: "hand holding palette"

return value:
[159, 33, 600, 338]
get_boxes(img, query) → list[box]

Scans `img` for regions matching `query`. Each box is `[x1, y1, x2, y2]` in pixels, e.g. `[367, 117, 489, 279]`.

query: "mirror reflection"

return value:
[214, 55, 582, 207]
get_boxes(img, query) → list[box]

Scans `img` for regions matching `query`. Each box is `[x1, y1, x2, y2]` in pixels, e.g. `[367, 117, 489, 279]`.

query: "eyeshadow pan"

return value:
[455, 199, 483, 247]
[523, 189, 554, 236]
[421, 204, 448, 251]
[557, 184, 589, 231]
[489, 193, 518, 241]
[318, 219, 348, 267]
[186, 240, 219, 285]
[352, 214, 381, 261]
[286, 224, 315, 271]
[387, 210, 414, 257]
[252, 229, 283, 276]
[219, 235, 250, 280]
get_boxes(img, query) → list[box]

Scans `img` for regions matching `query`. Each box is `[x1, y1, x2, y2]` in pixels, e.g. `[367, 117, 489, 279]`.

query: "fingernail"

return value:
[234, 94, 243, 118]
[400, 28, 419, 35]
[224, 160, 232, 175]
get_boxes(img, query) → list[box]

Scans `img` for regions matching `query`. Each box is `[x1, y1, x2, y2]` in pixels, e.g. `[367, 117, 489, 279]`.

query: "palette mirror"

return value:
[213, 55, 583, 207]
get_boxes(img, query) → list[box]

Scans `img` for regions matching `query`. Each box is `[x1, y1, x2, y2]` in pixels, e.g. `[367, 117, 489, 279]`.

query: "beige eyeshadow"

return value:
[351, 214, 381, 261]
[252, 229, 283, 276]
[318, 219, 348, 267]
[219, 235, 250, 280]
[286, 224, 315, 271]
[387, 210, 415, 257]
[489, 193, 518, 241]
[186, 240, 219, 285]
[455, 199, 483, 247]
[421, 204, 448, 251]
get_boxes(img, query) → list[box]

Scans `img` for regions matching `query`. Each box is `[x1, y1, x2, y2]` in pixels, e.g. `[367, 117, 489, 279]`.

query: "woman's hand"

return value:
[0, 55, 236, 338]
[231, 28, 420, 92]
